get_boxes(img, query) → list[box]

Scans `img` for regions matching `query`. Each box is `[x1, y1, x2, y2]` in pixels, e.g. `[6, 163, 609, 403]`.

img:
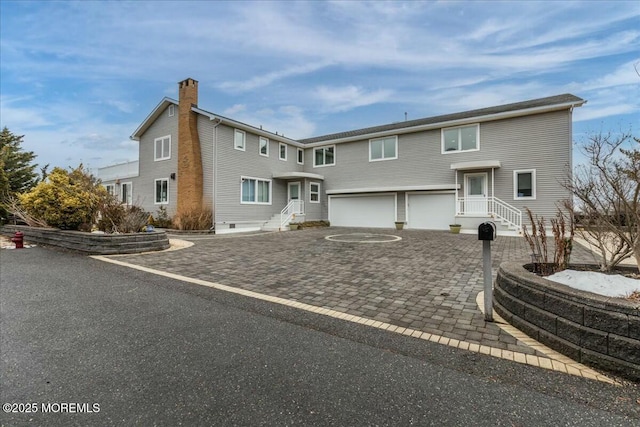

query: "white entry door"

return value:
[288, 181, 301, 201]
[464, 173, 488, 214]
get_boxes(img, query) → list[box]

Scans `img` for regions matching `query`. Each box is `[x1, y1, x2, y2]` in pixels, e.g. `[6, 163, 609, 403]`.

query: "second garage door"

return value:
[407, 193, 455, 230]
[329, 194, 396, 228]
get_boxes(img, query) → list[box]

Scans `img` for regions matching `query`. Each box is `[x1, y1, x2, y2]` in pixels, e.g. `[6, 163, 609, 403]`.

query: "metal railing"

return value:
[456, 197, 521, 230]
[280, 199, 304, 229]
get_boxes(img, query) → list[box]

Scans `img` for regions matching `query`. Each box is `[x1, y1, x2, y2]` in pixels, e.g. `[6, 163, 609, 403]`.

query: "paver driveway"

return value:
[110, 227, 598, 357]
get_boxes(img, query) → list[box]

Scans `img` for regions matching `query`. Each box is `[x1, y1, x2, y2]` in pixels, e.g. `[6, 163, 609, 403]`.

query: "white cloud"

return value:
[225, 105, 316, 139]
[223, 104, 246, 116]
[314, 86, 394, 112]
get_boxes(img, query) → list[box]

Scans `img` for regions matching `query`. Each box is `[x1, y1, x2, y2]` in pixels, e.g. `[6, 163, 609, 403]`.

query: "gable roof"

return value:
[299, 93, 585, 145]
[130, 97, 178, 140]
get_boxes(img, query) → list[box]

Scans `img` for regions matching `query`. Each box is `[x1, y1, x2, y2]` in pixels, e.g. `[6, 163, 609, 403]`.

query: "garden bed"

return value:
[494, 262, 640, 382]
[0, 225, 170, 255]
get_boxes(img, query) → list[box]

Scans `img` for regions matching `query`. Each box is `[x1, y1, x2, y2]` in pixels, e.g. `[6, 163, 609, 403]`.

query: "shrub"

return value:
[173, 206, 213, 230]
[152, 206, 173, 228]
[522, 207, 574, 276]
[19, 165, 106, 230]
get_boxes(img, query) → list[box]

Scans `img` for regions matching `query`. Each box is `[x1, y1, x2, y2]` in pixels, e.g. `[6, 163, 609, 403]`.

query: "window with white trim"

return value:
[310, 182, 320, 203]
[514, 169, 536, 199]
[259, 137, 269, 157]
[154, 135, 171, 161]
[297, 148, 304, 165]
[234, 129, 246, 151]
[313, 145, 335, 167]
[241, 177, 271, 204]
[369, 136, 397, 161]
[155, 178, 169, 204]
[121, 182, 132, 205]
[105, 184, 115, 196]
[279, 143, 287, 161]
[442, 124, 479, 153]
[168, 104, 175, 117]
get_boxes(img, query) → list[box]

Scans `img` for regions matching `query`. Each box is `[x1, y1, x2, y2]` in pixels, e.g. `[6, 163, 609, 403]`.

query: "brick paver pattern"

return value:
[114, 228, 598, 357]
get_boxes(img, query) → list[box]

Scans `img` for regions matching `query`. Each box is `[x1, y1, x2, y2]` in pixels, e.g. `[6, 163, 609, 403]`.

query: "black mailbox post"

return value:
[478, 222, 496, 321]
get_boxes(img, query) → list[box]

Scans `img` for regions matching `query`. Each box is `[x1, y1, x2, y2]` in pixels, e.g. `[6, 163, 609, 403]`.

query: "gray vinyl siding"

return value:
[214, 124, 304, 223]
[136, 105, 178, 216]
[308, 110, 572, 224]
[198, 116, 214, 209]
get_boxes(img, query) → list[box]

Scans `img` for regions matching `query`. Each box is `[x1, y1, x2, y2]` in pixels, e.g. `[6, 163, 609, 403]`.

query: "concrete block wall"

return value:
[494, 261, 640, 382]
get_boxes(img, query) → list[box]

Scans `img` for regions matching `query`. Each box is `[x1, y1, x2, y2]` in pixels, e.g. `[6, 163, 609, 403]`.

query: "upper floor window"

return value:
[121, 182, 132, 205]
[279, 143, 287, 161]
[297, 148, 304, 165]
[155, 178, 169, 204]
[168, 104, 175, 117]
[442, 124, 479, 153]
[259, 137, 269, 157]
[514, 169, 536, 200]
[154, 135, 171, 161]
[313, 145, 335, 167]
[369, 136, 397, 161]
[241, 176, 271, 204]
[234, 129, 246, 151]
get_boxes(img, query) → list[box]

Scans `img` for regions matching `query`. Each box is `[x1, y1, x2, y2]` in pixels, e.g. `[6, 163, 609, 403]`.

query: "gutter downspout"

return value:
[210, 117, 223, 231]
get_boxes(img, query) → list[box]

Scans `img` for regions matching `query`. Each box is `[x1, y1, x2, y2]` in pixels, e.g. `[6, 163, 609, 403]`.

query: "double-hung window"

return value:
[259, 137, 269, 157]
[105, 184, 115, 196]
[313, 146, 335, 167]
[369, 136, 397, 161]
[154, 135, 171, 161]
[442, 124, 479, 153]
[279, 143, 287, 161]
[241, 177, 271, 204]
[514, 169, 536, 199]
[297, 148, 304, 165]
[309, 182, 320, 203]
[234, 129, 246, 151]
[155, 178, 169, 204]
[121, 182, 132, 205]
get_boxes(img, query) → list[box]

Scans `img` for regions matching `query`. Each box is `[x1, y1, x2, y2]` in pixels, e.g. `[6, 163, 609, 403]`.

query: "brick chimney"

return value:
[177, 78, 203, 215]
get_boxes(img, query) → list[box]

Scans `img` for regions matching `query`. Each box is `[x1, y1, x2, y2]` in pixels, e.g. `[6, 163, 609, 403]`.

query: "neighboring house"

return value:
[98, 78, 585, 235]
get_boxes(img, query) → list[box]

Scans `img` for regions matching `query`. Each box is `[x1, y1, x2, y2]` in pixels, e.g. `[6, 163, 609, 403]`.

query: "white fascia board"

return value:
[450, 160, 501, 170]
[192, 107, 304, 147]
[303, 101, 586, 147]
[272, 172, 325, 180]
[130, 98, 178, 141]
[326, 184, 459, 195]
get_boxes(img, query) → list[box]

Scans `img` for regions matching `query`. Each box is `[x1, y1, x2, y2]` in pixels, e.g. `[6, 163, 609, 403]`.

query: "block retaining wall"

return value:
[1, 225, 170, 255]
[494, 262, 640, 382]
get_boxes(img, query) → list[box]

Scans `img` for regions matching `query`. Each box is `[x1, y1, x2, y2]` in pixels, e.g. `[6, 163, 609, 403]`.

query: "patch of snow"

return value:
[547, 269, 640, 298]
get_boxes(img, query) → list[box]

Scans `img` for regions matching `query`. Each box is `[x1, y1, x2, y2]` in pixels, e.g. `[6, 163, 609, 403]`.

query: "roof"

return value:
[299, 94, 585, 144]
[130, 97, 178, 140]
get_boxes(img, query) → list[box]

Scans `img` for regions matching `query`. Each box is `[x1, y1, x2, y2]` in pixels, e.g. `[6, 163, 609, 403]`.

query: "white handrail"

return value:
[456, 196, 521, 230]
[280, 199, 304, 229]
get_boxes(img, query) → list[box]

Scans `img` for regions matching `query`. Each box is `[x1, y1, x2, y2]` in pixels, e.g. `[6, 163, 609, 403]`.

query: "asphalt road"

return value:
[1, 246, 639, 426]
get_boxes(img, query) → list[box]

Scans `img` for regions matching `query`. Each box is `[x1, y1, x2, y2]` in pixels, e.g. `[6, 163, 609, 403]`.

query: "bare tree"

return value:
[565, 131, 639, 272]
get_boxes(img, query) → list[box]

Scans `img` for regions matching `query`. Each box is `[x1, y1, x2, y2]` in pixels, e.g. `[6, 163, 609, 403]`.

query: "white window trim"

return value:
[105, 184, 115, 196]
[240, 176, 272, 205]
[369, 135, 398, 162]
[297, 148, 304, 165]
[313, 145, 336, 168]
[441, 124, 480, 154]
[259, 137, 269, 157]
[309, 181, 320, 204]
[168, 104, 175, 117]
[513, 169, 537, 200]
[154, 178, 169, 205]
[234, 129, 246, 151]
[279, 142, 287, 161]
[120, 182, 133, 205]
[154, 135, 171, 161]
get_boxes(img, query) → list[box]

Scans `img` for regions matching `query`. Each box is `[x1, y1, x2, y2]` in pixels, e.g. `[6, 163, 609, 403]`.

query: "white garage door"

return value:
[329, 194, 396, 228]
[407, 193, 455, 230]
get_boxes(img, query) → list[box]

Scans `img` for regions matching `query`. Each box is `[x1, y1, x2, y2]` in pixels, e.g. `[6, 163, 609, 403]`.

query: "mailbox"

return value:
[478, 222, 496, 241]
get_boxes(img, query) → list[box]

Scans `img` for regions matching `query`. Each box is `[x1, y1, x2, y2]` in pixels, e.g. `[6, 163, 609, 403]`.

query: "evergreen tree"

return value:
[0, 127, 38, 195]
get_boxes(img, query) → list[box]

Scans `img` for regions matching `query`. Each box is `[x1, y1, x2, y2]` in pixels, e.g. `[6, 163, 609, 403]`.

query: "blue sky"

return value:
[1, 1, 638, 172]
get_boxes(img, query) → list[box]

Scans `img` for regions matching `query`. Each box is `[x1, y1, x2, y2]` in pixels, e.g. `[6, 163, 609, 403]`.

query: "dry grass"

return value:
[173, 207, 213, 231]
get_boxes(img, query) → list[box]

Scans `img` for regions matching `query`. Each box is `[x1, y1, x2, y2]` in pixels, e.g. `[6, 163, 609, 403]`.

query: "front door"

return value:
[287, 181, 301, 202]
[464, 173, 488, 214]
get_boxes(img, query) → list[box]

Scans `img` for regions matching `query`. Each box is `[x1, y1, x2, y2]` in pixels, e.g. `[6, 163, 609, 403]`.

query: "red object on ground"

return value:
[11, 231, 24, 249]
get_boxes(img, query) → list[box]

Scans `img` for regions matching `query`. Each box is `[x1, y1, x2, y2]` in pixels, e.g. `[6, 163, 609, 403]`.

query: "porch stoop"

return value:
[456, 215, 521, 236]
[262, 213, 306, 232]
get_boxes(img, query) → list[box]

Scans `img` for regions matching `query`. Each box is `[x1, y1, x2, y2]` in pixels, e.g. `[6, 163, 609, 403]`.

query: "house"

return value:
[98, 78, 585, 235]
